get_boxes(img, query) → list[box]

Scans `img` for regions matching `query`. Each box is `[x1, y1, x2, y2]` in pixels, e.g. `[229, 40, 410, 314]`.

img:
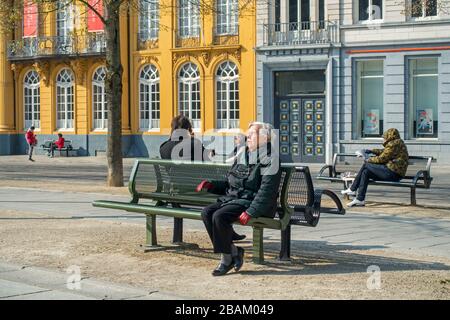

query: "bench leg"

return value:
[252, 227, 264, 264]
[411, 188, 417, 206]
[145, 215, 158, 248]
[343, 181, 349, 200]
[279, 225, 291, 261]
[173, 217, 183, 244]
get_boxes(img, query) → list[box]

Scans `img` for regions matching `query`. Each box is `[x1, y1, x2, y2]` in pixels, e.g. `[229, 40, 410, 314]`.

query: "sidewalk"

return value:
[1, 155, 449, 299]
[1, 186, 450, 259]
[0, 261, 183, 300]
[1, 155, 449, 209]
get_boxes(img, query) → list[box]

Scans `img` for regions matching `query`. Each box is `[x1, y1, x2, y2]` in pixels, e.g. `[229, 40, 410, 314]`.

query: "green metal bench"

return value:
[40, 139, 74, 157]
[92, 159, 345, 264]
[317, 153, 434, 205]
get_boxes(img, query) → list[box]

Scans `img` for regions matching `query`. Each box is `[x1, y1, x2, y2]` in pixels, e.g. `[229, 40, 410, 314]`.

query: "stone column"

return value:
[310, 0, 319, 23]
[0, 28, 15, 132]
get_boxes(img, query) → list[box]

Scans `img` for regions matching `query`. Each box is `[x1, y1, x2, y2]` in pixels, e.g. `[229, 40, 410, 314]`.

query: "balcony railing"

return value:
[213, 25, 239, 46]
[7, 33, 106, 61]
[137, 32, 159, 50]
[175, 27, 202, 48]
[262, 21, 339, 46]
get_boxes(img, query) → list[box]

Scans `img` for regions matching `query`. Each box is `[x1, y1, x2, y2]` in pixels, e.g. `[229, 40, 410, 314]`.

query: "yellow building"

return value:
[0, 0, 256, 156]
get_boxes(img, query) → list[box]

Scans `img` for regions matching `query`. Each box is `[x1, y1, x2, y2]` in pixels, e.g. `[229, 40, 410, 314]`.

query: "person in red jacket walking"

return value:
[48, 133, 65, 158]
[25, 126, 37, 162]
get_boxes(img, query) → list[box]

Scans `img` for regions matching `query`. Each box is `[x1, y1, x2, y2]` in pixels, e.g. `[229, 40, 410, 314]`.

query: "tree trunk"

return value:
[105, 4, 123, 187]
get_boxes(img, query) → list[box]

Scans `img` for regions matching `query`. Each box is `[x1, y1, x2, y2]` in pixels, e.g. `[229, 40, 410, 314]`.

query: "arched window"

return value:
[139, 65, 160, 130]
[178, 63, 201, 129]
[56, 68, 75, 130]
[92, 66, 107, 130]
[216, 61, 239, 129]
[23, 70, 40, 129]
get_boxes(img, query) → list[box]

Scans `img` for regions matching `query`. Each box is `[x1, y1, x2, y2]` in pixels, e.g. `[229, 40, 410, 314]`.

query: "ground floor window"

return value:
[356, 60, 384, 138]
[92, 66, 107, 130]
[408, 57, 438, 138]
[139, 64, 160, 130]
[56, 69, 75, 130]
[216, 61, 239, 130]
[178, 63, 201, 130]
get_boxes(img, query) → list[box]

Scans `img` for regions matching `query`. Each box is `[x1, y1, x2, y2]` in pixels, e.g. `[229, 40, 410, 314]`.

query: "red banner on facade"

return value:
[88, 0, 104, 32]
[23, 1, 38, 37]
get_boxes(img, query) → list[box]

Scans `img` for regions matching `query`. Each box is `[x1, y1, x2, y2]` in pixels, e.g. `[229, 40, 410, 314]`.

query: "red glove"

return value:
[195, 180, 213, 192]
[239, 212, 251, 225]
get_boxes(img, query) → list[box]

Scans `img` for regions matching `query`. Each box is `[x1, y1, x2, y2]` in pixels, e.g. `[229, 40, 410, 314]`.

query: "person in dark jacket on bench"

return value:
[160, 115, 211, 161]
[342, 128, 409, 207]
[160, 115, 245, 241]
[196, 122, 282, 276]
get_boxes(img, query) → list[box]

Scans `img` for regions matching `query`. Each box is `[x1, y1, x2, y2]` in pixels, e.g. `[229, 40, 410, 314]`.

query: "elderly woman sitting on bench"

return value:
[196, 122, 282, 276]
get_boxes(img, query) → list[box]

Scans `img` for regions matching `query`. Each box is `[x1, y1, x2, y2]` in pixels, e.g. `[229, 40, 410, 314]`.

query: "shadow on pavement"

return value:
[135, 239, 450, 276]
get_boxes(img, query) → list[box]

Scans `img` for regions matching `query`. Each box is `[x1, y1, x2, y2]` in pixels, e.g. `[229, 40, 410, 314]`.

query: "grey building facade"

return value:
[256, 0, 450, 164]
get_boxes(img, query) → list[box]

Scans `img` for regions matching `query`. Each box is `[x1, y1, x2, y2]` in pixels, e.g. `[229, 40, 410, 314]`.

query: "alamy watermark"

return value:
[366, 265, 381, 290]
[167, 128, 280, 175]
[66, 265, 81, 290]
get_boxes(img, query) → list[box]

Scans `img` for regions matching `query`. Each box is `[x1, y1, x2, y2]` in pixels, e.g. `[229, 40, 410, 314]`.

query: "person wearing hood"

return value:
[196, 122, 282, 276]
[342, 128, 409, 207]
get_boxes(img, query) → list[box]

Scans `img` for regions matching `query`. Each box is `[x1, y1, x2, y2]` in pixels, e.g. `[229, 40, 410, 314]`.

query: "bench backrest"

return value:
[282, 164, 316, 226]
[332, 153, 433, 180]
[131, 160, 230, 198]
[42, 140, 53, 148]
[129, 159, 317, 223]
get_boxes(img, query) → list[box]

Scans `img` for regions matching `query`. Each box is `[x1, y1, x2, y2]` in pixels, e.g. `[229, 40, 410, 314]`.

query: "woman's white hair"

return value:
[248, 121, 274, 131]
[248, 121, 274, 141]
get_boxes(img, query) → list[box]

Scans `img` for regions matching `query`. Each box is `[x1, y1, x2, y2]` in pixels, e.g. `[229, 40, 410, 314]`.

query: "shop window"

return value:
[356, 60, 384, 138]
[408, 57, 438, 138]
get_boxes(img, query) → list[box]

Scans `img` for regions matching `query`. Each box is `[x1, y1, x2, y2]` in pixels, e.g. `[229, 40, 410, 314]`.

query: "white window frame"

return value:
[92, 66, 107, 131]
[409, 0, 439, 21]
[56, 1, 73, 38]
[23, 70, 40, 130]
[138, 0, 160, 40]
[178, 63, 201, 131]
[178, 0, 200, 38]
[139, 64, 160, 131]
[216, 61, 239, 131]
[355, 59, 385, 139]
[56, 68, 75, 130]
[56, 1, 73, 53]
[408, 57, 439, 139]
[216, 0, 238, 36]
[356, 0, 384, 23]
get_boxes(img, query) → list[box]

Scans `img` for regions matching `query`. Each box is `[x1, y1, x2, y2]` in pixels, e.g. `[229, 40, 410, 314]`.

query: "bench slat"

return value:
[92, 200, 282, 230]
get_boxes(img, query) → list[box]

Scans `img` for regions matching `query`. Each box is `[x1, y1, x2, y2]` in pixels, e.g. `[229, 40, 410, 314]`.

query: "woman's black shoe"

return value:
[232, 232, 246, 241]
[212, 262, 235, 276]
[233, 247, 245, 272]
